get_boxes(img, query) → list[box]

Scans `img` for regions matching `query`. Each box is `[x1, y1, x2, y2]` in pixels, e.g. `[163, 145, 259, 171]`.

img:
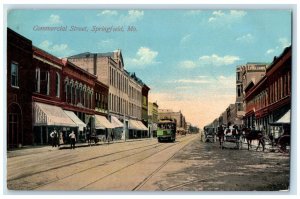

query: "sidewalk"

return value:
[7, 137, 155, 158]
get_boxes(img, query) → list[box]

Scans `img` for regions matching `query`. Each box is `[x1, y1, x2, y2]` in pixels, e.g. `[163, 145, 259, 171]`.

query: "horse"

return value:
[87, 132, 99, 146]
[242, 128, 265, 151]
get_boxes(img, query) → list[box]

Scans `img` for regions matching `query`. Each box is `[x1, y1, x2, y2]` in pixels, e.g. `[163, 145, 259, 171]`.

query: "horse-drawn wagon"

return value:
[217, 125, 242, 150]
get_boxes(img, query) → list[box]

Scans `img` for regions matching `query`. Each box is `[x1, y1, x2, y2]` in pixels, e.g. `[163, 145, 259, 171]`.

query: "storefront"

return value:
[128, 119, 148, 139]
[95, 115, 114, 141]
[33, 102, 77, 145]
[111, 116, 124, 140]
[64, 110, 87, 142]
[269, 109, 290, 140]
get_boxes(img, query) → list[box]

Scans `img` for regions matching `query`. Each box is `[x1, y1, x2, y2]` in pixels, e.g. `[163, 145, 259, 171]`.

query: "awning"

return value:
[129, 120, 140, 130]
[95, 115, 114, 129]
[111, 116, 123, 128]
[273, 110, 290, 124]
[129, 120, 148, 131]
[33, 102, 76, 127]
[64, 110, 86, 131]
[137, 121, 148, 131]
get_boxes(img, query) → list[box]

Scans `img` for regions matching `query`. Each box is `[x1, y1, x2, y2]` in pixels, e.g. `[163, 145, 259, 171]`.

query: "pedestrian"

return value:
[69, 131, 76, 149]
[59, 131, 64, 146]
[86, 128, 91, 145]
[111, 130, 114, 142]
[50, 128, 58, 147]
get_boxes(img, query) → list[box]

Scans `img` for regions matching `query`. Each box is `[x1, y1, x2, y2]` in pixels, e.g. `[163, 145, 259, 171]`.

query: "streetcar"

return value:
[157, 119, 176, 142]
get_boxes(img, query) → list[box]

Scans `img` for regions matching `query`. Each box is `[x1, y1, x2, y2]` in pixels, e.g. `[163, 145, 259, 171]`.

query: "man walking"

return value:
[69, 131, 76, 149]
[50, 128, 58, 147]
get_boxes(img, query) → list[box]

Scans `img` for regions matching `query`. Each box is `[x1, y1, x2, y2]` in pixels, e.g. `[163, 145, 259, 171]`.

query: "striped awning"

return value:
[274, 110, 290, 124]
[95, 115, 114, 129]
[111, 116, 123, 128]
[64, 110, 86, 131]
[33, 102, 76, 127]
[129, 120, 148, 131]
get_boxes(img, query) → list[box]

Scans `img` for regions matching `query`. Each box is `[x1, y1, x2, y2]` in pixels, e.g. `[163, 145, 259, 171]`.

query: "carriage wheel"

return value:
[277, 136, 290, 154]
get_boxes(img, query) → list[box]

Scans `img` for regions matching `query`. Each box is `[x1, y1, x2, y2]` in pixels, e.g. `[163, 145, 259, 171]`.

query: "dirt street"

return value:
[140, 137, 290, 191]
[6, 134, 290, 192]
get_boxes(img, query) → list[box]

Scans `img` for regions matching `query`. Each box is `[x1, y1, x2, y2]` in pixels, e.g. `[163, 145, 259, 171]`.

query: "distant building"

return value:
[148, 102, 159, 137]
[158, 109, 186, 132]
[226, 104, 236, 126]
[142, 84, 150, 137]
[235, 62, 268, 126]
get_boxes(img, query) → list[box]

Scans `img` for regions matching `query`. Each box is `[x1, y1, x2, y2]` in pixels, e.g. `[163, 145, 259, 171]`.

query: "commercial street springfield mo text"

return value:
[33, 25, 137, 33]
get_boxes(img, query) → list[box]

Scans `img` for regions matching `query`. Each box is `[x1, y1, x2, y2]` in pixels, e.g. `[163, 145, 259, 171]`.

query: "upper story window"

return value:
[55, 72, 60, 98]
[35, 68, 40, 92]
[236, 72, 241, 81]
[40, 71, 50, 95]
[11, 62, 19, 87]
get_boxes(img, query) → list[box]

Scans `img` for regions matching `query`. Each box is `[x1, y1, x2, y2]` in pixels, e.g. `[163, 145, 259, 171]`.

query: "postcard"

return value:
[6, 8, 292, 192]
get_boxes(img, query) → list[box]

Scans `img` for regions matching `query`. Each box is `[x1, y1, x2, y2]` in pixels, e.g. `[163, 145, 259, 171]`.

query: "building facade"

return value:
[68, 50, 149, 139]
[244, 46, 291, 137]
[158, 109, 187, 133]
[7, 28, 114, 148]
[7, 28, 33, 148]
[235, 63, 268, 126]
[148, 102, 159, 137]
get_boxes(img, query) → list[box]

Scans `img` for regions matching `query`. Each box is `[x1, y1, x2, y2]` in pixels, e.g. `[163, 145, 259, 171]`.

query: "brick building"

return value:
[7, 28, 113, 147]
[244, 46, 291, 137]
[7, 28, 33, 148]
[235, 63, 268, 126]
[68, 50, 149, 139]
[158, 109, 187, 133]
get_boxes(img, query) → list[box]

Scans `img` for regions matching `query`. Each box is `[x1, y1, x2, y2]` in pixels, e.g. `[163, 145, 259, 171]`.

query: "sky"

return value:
[7, 9, 292, 128]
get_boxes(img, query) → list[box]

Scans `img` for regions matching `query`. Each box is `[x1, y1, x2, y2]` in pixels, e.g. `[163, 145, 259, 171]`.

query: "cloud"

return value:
[96, 10, 144, 24]
[174, 79, 210, 84]
[153, 75, 236, 128]
[38, 40, 74, 58]
[229, 10, 247, 18]
[199, 54, 240, 66]
[236, 33, 254, 43]
[97, 10, 118, 16]
[179, 60, 196, 69]
[265, 37, 291, 55]
[208, 10, 246, 23]
[278, 37, 291, 49]
[177, 54, 240, 70]
[167, 75, 235, 88]
[127, 47, 158, 66]
[185, 10, 202, 16]
[266, 49, 275, 54]
[121, 10, 144, 23]
[97, 39, 116, 49]
[48, 14, 62, 24]
[180, 34, 191, 44]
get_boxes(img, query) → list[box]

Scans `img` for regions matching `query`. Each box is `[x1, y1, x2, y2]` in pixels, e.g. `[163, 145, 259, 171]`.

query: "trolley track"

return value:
[8, 135, 193, 190]
[8, 141, 160, 182]
[78, 135, 196, 191]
